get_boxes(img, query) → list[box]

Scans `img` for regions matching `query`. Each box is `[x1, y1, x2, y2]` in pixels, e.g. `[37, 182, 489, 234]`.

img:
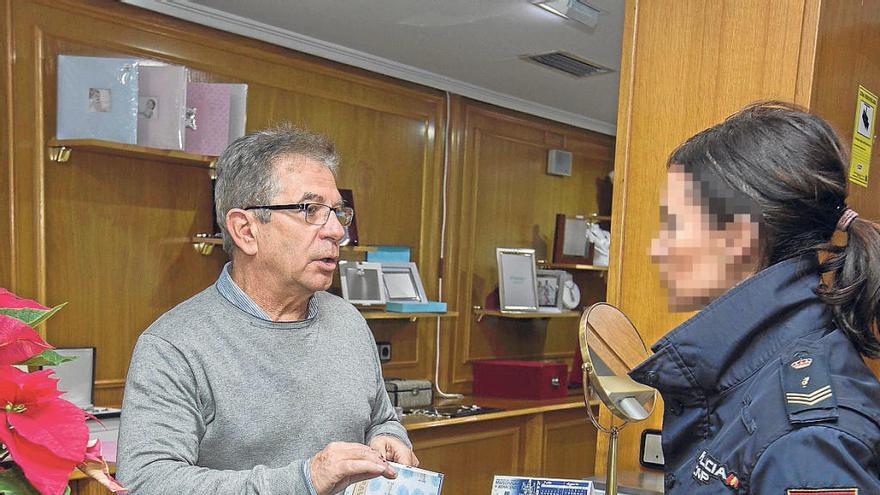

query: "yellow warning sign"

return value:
[849, 85, 877, 188]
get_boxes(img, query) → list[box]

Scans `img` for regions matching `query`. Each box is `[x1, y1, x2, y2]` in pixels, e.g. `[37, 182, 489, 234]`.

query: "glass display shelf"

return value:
[472, 307, 580, 322]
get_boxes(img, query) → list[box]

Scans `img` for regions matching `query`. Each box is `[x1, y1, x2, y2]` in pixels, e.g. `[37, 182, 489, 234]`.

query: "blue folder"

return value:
[385, 301, 447, 313]
[57, 55, 140, 144]
[366, 245, 411, 263]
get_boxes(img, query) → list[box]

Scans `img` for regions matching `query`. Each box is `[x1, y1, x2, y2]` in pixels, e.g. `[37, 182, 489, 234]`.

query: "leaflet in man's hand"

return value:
[343, 463, 443, 495]
[491, 475, 595, 495]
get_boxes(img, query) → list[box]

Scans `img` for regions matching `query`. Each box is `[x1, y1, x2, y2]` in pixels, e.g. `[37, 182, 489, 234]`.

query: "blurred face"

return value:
[256, 155, 345, 297]
[650, 165, 760, 312]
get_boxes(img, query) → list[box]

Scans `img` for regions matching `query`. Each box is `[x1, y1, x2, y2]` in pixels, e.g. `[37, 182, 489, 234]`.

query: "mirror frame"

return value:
[579, 302, 655, 423]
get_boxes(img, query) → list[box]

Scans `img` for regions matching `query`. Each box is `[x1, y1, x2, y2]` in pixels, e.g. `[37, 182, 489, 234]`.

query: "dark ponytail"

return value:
[816, 216, 880, 357]
[668, 101, 880, 358]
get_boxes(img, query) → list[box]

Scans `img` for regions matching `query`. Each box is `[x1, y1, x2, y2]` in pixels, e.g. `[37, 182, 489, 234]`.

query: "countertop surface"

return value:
[402, 393, 597, 431]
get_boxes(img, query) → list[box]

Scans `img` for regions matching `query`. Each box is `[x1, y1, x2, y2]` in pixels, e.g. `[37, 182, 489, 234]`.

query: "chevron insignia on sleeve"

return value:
[785, 385, 833, 406]
[782, 350, 837, 423]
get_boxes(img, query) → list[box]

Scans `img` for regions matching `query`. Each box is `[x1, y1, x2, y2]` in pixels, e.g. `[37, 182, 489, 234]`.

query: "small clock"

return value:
[561, 279, 581, 310]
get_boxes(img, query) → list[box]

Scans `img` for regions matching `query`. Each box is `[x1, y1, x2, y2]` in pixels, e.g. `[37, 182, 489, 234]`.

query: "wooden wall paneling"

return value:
[521, 413, 545, 476]
[467, 119, 580, 362]
[542, 408, 598, 480]
[448, 101, 614, 389]
[70, 479, 105, 495]
[408, 407, 598, 491]
[44, 151, 222, 404]
[9, 1, 47, 307]
[603, 0, 821, 475]
[808, 0, 880, 376]
[810, 0, 880, 223]
[11, 0, 447, 404]
[410, 418, 523, 494]
[795, 0, 822, 106]
[1, 0, 12, 290]
[369, 320, 420, 375]
[446, 95, 477, 393]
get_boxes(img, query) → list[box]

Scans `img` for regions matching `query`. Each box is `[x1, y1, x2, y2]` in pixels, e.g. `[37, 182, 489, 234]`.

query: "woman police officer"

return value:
[629, 102, 880, 494]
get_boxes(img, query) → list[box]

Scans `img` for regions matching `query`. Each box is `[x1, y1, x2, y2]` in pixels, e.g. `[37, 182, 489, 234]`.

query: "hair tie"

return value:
[836, 208, 859, 232]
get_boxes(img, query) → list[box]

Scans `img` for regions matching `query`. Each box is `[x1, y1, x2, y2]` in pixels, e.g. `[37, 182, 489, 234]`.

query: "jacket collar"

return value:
[630, 256, 831, 397]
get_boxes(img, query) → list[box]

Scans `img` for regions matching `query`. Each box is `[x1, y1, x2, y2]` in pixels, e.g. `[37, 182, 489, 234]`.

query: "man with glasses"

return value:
[118, 124, 416, 495]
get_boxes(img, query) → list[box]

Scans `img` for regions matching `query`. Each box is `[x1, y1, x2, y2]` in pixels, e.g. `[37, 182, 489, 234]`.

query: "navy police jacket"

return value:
[630, 256, 880, 494]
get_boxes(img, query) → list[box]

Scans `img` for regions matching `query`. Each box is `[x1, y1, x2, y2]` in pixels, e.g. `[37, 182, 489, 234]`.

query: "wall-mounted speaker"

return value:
[547, 149, 573, 176]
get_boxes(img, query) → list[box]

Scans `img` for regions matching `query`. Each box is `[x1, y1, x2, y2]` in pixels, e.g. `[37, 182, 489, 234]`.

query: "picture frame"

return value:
[496, 247, 539, 312]
[560, 271, 581, 310]
[552, 213, 594, 265]
[339, 189, 359, 246]
[339, 261, 385, 306]
[380, 262, 428, 303]
[536, 269, 567, 312]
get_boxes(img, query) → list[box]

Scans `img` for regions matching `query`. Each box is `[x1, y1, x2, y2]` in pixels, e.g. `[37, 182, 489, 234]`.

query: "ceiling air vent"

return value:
[527, 51, 611, 78]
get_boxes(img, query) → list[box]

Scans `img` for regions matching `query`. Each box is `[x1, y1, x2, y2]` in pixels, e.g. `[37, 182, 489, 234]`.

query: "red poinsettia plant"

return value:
[0, 288, 126, 495]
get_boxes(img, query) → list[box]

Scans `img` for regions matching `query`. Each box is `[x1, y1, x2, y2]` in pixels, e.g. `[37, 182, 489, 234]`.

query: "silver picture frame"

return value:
[536, 269, 567, 312]
[339, 261, 386, 306]
[496, 247, 539, 312]
[380, 262, 428, 303]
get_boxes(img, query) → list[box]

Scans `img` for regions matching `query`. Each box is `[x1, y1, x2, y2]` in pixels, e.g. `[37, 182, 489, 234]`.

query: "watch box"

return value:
[472, 359, 569, 400]
[384, 379, 433, 409]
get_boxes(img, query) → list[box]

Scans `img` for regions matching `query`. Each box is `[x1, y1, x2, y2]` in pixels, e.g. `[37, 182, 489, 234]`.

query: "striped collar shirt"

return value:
[215, 262, 317, 322]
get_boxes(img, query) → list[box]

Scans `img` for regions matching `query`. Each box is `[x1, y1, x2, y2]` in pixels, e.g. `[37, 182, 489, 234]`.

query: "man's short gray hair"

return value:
[214, 123, 339, 253]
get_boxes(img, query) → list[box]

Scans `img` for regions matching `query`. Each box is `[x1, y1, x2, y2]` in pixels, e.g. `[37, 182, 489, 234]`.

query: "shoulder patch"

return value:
[786, 489, 857, 495]
[780, 348, 838, 424]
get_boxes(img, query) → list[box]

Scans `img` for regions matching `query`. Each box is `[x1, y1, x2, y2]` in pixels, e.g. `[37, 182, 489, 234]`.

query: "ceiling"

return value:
[122, 0, 625, 135]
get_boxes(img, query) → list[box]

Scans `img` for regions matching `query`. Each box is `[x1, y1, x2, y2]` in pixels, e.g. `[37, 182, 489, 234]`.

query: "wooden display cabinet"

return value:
[406, 396, 600, 493]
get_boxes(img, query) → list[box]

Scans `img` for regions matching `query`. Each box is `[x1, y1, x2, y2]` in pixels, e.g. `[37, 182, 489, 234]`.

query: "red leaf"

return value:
[14, 369, 64, 403]
[0, 367, 89, 495]
[0, 315, 53, 366]
[0, 424, 79, 495]
[8, 398, 88, 462]
[0, 369, 86, 460]
[77, 439, 128, 493]
[0, 289, 49, 311]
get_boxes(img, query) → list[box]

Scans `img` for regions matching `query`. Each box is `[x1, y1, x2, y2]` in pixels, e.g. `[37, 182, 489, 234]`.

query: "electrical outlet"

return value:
[376, 342, 392, 362]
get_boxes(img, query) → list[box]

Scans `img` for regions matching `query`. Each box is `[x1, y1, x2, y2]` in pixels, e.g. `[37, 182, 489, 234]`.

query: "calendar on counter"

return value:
[490, 475, 594, 495]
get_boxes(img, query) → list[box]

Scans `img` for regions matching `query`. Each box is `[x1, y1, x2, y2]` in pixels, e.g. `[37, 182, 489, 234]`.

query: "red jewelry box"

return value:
[472, 359, 569, 400]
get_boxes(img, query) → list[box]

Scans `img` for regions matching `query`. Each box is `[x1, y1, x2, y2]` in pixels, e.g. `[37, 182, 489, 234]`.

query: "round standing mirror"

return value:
[579, 303, 656, 495]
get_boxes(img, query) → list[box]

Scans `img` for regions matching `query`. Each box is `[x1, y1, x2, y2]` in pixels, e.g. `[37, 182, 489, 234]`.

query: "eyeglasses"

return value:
[244, 203, 354, 227]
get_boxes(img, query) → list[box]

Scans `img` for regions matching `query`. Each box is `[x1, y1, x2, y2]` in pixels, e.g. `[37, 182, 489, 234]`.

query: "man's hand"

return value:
[369, 435, 419, 467]
[309, 441, 396, 495]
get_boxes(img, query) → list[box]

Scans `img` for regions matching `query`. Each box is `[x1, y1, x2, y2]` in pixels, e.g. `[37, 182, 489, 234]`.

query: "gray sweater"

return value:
[116, 286, 409, 494]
